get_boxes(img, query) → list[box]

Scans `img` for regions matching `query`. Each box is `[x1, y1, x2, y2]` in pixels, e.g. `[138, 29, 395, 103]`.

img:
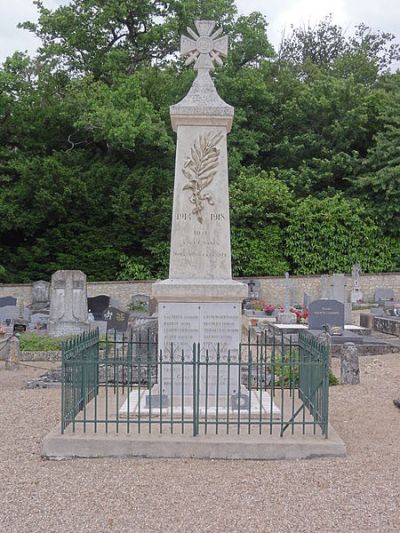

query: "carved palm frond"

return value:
[182, 131, 222, 223]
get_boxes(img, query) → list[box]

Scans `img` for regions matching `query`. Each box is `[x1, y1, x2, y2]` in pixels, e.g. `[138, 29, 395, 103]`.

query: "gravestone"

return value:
[242, 279, 262, 300]
[31, 281, 50, 311]
[103, 307, 129, 333]
[151, 20, 247, 400]
[303, 292, 311, 308]
[375, 288, 395, 303]
[0, 304, 19, 324]
[320, 274, 351, 324]
[30, 312, 49, 328]
[331, 273, 346, 302]
[277, 272, 295, 324]
[87, 295, 110, 321]
[320, 276, 330, 299]
[0, 296, 17, 308]
[130, 294, 150, 314]
[351, 264, 363, 304]
[308, 299, 345, 330]
[48, 270, 89, 337]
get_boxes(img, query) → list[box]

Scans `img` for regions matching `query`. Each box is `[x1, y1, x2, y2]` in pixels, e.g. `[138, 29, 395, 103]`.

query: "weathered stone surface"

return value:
[31, 281, 50, 311]
[359, 313, 374, 329]
[374, 287, 395, 302]
[20, 350, 61, 362]
[351, 264, 363, 304]
[130, 294, 150, 314]
[374, 316, 400, 337]
[340, 343, 360, 385]
[48, 270, 89, 337]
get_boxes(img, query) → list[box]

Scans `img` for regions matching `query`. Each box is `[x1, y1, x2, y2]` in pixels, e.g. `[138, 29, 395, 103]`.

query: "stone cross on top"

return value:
[180, 20, 228, 72]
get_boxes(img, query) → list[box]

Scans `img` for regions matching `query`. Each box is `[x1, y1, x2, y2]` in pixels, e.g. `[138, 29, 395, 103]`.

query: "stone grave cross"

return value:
[284, 272, 290, 313]
[180, 20, 228, 72]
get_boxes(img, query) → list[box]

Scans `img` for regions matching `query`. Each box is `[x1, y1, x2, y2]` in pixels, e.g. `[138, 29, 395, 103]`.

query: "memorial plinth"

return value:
[152, 20, 247, 405]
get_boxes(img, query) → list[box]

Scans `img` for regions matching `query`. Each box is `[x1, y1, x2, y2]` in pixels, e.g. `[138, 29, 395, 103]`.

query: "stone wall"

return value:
[0, 272, 399, 307]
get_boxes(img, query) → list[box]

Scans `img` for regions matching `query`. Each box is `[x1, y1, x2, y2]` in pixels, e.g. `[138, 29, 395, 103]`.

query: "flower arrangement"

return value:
[263, 304, 275, 315]
[251, 298, 265, 311]
[291, 306, 309, 324]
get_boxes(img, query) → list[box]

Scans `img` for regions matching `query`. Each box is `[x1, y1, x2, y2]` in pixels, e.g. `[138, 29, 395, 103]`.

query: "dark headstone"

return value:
[103, 307, 129, 332]
[0, 296, 17, 308]
[88, 295, 110, 321]
[308, 299, 345, 330]
[375, 288, 395, 303]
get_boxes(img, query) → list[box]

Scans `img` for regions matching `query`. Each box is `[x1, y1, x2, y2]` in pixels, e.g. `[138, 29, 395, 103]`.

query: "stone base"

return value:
[119, 385, 281, 419]
[276, 312, 296, 324]
[152, 278, 247, 302]
[42, 424, 346, 460]
[48, 321, 89, 337]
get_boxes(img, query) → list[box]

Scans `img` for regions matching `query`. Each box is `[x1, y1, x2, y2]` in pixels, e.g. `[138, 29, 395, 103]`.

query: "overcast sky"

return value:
[0, 0, 399, 63]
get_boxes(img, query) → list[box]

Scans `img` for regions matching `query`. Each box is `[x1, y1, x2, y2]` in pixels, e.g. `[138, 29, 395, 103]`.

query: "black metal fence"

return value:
[61, 329, 329, 437]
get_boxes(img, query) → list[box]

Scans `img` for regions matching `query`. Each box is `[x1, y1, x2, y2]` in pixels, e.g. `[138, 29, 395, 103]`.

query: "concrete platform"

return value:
[119, 387, 281, 419]
[42, 387, 346, 460]
[42, 423, 346, 461]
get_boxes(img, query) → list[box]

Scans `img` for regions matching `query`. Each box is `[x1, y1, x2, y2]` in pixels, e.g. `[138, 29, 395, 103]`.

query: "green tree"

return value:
[353, 74, 400, 238]
[286, 194, 400, 274]
[230, 172, 292, 276]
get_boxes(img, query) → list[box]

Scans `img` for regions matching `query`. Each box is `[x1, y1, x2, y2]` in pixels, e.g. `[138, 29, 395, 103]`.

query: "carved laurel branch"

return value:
[182, 131, 223, 223]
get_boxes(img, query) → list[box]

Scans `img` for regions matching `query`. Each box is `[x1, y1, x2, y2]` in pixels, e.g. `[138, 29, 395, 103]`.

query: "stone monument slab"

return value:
[130, 294, 150, 314]
[308, 299, 345, 330]
[31, 281, 50, 311]
[375, 288, 395, 303]
[158, 302, 241, 395]
[48, 270, 89, 337]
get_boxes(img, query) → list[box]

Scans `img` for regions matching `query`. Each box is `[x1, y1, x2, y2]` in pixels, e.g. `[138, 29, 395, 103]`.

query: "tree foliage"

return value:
[0, 2, 399, 282]
[286, 194, 400, 274]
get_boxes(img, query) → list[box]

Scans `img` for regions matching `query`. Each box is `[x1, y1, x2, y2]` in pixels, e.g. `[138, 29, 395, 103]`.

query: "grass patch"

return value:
[19, 332, 64, 352]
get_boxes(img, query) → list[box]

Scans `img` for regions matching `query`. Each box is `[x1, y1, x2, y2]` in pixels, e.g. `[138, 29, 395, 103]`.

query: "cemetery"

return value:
[0, 18, 398, 463]
[1, 2, 400, 531]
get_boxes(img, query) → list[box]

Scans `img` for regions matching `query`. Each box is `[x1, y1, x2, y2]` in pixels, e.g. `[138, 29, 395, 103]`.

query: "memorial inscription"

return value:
[308, 299, 345, 330]
[159, 302, 240, 394]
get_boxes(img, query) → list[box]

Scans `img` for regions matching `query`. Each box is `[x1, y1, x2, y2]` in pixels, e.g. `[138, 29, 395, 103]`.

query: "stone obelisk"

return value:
[152, 20, 247, 396]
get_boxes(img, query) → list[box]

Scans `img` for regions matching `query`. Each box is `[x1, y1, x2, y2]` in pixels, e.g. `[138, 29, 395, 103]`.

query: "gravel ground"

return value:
[1, 354, 400, 533]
